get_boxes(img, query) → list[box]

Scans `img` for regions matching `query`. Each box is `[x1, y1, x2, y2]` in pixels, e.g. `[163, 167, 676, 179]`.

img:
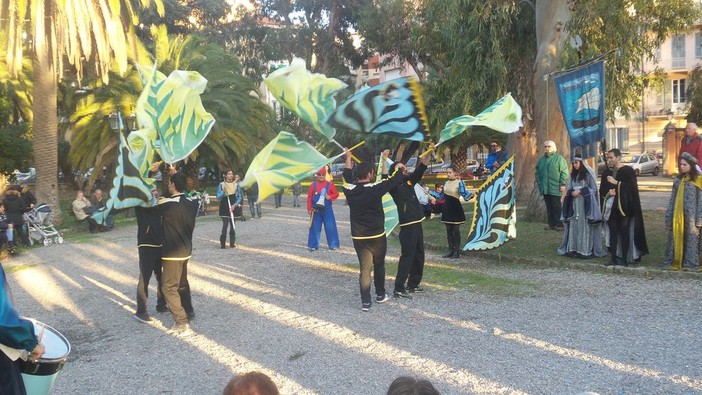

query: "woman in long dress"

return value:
[558, 157, 607, 258]
[662, 152, 702, 271]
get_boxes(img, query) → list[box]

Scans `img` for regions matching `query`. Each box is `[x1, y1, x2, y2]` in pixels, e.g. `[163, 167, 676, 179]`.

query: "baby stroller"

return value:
[23, 204, 63, 246]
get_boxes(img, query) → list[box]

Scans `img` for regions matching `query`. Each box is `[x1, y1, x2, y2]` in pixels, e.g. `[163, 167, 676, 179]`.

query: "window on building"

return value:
[672, 35, 686, 68]
[606, 127, 629, 150]
[697, 32, 702, 58]
[673, 79, 687, 104]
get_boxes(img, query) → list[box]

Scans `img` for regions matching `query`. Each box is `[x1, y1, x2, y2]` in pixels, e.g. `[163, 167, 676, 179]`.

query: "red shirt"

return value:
[306, 181, 339, 212]
[679, 133, 702, 165]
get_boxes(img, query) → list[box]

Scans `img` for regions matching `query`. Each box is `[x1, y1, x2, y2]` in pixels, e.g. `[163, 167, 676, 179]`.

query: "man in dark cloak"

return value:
[599, 148, 649, 266]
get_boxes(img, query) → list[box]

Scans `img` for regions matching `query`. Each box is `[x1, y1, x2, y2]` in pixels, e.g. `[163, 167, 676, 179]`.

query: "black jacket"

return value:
[135, 206, 163, 248]
[150, 193, 197, 260]
[1, 195, 25, 224]
[342, 168, 405, 239]
[386, 162, 427, 226]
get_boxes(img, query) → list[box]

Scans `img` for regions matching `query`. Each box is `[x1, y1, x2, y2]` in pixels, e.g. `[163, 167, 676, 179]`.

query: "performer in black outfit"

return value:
[599, 148, 648, 266]
[133, 189, 167, 323]
[384, 151, 431, 298]
[342, 148, 405, 312]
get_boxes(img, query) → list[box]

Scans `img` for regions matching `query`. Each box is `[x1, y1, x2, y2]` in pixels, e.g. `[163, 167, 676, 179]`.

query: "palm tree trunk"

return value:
[33, 46, 62, 225]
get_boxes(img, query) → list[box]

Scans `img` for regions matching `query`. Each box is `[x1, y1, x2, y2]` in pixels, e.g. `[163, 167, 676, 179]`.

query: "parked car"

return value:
[15, 167, 36, 184]
[621, 153, 660, 176]
[330, 163, 345, 177]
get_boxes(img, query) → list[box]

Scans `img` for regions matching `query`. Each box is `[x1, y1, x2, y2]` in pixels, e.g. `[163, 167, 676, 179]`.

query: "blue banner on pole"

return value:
[553, 60, 606, 159]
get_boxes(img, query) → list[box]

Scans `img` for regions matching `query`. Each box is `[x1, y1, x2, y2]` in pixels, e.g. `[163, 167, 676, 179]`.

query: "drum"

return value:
[19, 319, 71, 395]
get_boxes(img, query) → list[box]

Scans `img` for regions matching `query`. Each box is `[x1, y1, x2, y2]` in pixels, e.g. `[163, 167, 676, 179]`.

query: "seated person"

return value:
[72, 191, 99, 233]
[428, 183, 445, 214]
[414, 182, 433, 219]
[0, 203, 16, 252]
[89, 189, 114, 230]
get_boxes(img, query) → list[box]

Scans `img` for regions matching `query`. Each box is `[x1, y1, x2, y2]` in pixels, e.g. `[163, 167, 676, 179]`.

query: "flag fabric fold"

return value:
[437, 93, 523, 146]
[242, 132, 344, 203]
[264, 58, 348, 141]
[92, 115, 158, 225]
[325, 77, 430, 141]
[375, 156, 399, 236]
[135, 64, 215, 163]
[463, 156, 517, 251]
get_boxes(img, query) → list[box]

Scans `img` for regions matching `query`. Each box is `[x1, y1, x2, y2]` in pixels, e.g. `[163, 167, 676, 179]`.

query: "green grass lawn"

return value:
[419, 208, 667, 268]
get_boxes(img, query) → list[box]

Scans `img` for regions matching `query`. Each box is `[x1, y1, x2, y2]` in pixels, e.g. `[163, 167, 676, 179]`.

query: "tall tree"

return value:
[408, 0, 697, 220]
[1, 0, 164, 224]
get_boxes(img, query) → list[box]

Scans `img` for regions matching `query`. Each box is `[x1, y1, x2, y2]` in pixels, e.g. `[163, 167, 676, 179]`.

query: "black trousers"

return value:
[445, 224, 462, 251]
[220, 217, 235, 244]
[352, 236, 387, 305]
[395, 222, 425, 292]
[0, 350, 26, 395]
[543, 194, 563, 228]
[136, 247, 165, 314]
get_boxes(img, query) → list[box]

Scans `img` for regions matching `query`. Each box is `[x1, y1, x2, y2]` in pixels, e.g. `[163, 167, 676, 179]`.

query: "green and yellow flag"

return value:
[264, 58, 347, 141]
[242, 132, 344, 202]
[437, 93, 523, 146]
[136, 64, 215, 163]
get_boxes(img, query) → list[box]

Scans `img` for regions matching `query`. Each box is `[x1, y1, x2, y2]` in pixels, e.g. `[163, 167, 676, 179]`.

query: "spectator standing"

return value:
[291, 181, 302, 207]
[274, 190, 283, 208]
[600, 148, 649, 266]
[662, 152, 702, 271]
[3, 187, 30, 246]
[150, 173, 198, 336]
[306, 168, 340, 251]
[535, 140, 569, 231]
[384, 153, 430, 298]
[557, 156, 607, 259]
[485, 141, 508, 175]
[133, 189, 167, 323]
[246, 183, 262, 219]
[678, 122, 702, 164]
[216, 170, 243, 249]
[20, 185, 36, 211]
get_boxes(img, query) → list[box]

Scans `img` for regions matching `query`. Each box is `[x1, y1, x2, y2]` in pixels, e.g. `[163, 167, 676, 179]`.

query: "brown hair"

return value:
[222, 372, 279, 395]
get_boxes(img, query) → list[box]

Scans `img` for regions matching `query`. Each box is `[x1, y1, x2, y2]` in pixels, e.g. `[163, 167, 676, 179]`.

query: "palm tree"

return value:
[69, 30, 273, 191]
[1, 0, 164, 224]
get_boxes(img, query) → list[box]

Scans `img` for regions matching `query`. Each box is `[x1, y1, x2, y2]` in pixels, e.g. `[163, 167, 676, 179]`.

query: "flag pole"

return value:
[418, 141, 436, 158]
[226, 193, 236, 231]
[332, 139, 361, 163]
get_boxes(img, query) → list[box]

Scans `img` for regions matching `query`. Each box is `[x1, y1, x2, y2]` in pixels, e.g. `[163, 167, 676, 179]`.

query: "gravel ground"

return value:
[4, 195, 702, 395]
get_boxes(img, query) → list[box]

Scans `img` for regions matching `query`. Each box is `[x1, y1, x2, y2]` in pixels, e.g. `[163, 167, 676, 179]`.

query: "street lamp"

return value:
[108, 109, 137, 133]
